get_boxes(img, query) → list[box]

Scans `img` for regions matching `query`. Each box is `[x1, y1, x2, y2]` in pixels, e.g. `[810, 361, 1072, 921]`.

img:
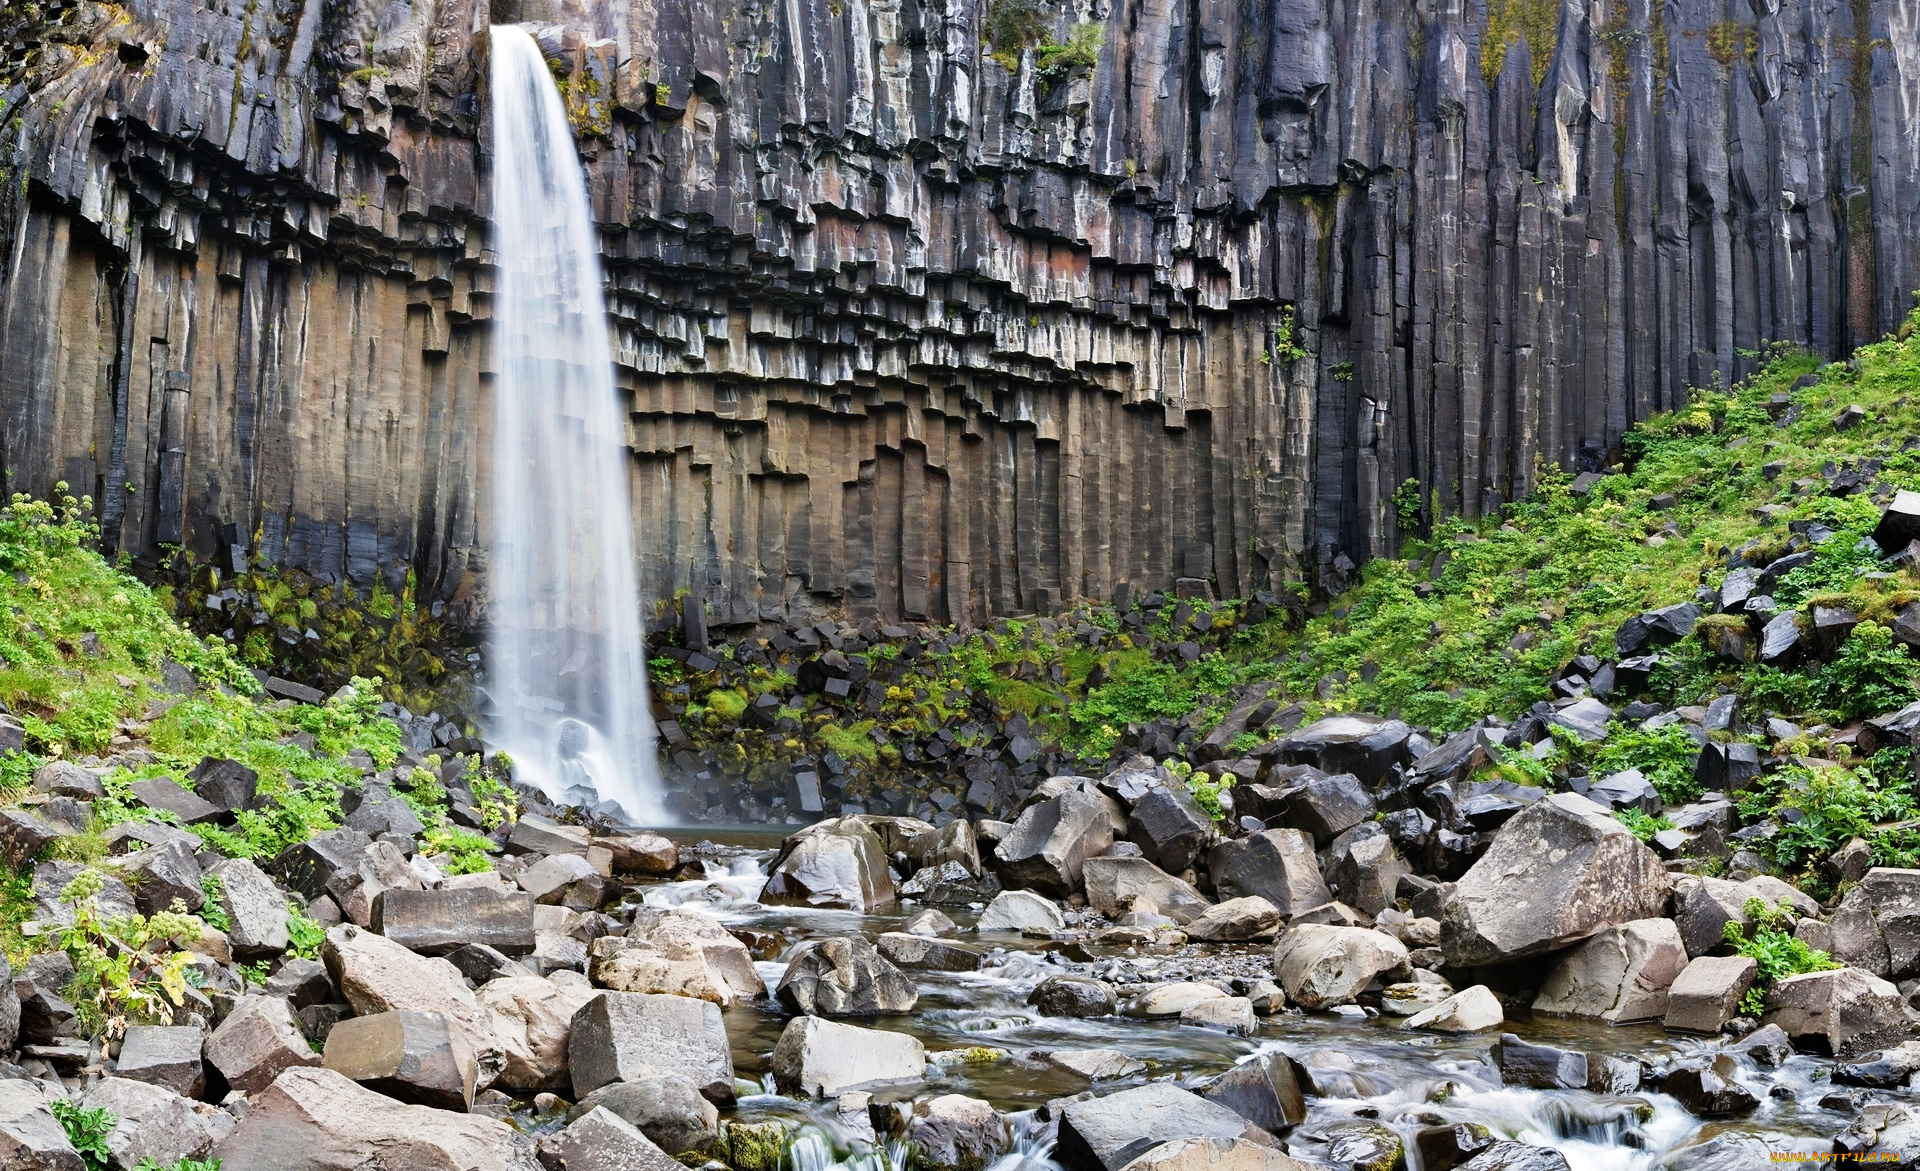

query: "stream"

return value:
[608, 832, 1850, 1171]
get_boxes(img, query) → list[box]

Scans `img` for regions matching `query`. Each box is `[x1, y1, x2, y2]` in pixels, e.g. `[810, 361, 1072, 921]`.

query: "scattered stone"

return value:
[1084, 856, 1211, 923]
[1201, 1053, 1308, 1132]
[207, 857, 291, 958]
[479, 974, 599, 1094]
[600, 832, 680, 875]
[1403, 985, 1503, 1034]
[1272, 925, 1409, 1009]
[770, 1015, 926, 1097]
[32, 762, 103, 800]
[1207, 829, 1331, 916]
[1127, 783, 1217, 874]
[568, 992, 735, 1104]
[776, 936, 917, 1016]
[211, 1067, 540, 1170]
[1663, 955, 1759, 1034]
[590, 909, 767, 1006]
[322, 1009, 478, 1111]
[1184, 897, 1281, 942]
[1531, 918, 1686, 1023]
[124, 839, 206, 916]
[1116, 1137, 1321, 1171]
[115, 1025, 206, 1098]
[1275, 715, 1412, 787]
[760, 818, 897, 911]
[374, 887, 536, 957]
[323, 923, 505, 1086]
[910, 1094, 1010, 1171]
[1414, 1124, 1495, 1171]
[576, 1071, 720, 1153]
[977, 890, 1066, 933]
[1179, 996, 1256, 1035]
[80, 1076, 233, 1171]
[0, 1080, 85, 1169]
[129, 777, 222, 824]
[877, 932, 986, 972]
[993, 789, 1123, 897]
[538, 1105, 684, 1171]
[1325, 825, 1411, 916]
[1456, 1142, 1570, 1171]
[1762, 967, 1910, 1057]
[1029, 976, 1117, 1018]
[205, 995, 324, 1094]
[904, 909, 957, 937]
[1662, 1054, 1758, 1116]
[1320, 1120, 1405, 1171]
[1491, 1035, 1586, 1090]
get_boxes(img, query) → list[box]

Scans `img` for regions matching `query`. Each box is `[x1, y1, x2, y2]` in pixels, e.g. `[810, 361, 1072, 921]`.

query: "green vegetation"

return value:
[1589, 722, 1708, 804]
[1482, 0, 1558, 88]
[1613, 808, 1674, 843]
[1723, 897, 1839, 1015]
[51, 1098, 115, 1171]
[1735, 751, 1920, 874]
[982, 0, 1101, 84]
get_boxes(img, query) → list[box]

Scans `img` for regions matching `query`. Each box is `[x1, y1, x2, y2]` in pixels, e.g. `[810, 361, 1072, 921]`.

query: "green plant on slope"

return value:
[133, 1158, 221, 1171]
[1613, 808, 1674, 843]
[1186, 773, 1234, 822]
[1813, 622, 1918, 720]
[57, 870, 204, 1037]
[1589, 721, 1706, 804]
[1723, 897, 1839, 1015]
[286, 903, 327, 961]
[51, 1099, 115, 1171]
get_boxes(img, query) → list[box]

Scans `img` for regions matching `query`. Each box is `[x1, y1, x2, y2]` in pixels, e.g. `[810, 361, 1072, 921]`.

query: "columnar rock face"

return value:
[1, 0, 1914, 623]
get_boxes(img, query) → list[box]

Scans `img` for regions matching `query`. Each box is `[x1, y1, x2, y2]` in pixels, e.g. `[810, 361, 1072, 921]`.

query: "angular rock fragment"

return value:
[211, 1067, 540, 1170]
[374, 887, 536, 957]
[770, 1015, 926, 1097]
[1531, 918, 1687, 1023]
[775, 936, 917, 1016]
[205, 995, 323, 1094]
[322, 1009, 478, 1111]
[569, 992, 735, 1103]
[992, 789, 1122, 897]
[1055, 1083, 1280, 1171]
[760, 818, 896, 910]
[1271, 925, 1408, 1009]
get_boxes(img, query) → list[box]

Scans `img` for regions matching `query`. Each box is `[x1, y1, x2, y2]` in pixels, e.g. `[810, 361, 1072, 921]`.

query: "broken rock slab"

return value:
[770, 1015, 926, 1097]
[569, 992, 735, 1104]
[1055, 1083, 1282, 1171]
[322, 1009, 478, 1111]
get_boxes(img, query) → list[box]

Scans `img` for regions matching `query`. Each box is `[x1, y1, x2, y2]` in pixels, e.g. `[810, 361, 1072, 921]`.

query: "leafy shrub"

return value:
[1723, 897, 1839, 1015]
[1613, 808, 1673, 842]
[1813, 622, 1917, 719]
[56, 871, 204, 1036]
[1739, 762, 1919, 872]
[1589, 722, 1704, 804]
[286, 903, 327, 960]
[1186, 773, 1233, 822]
[134, 1158, 221, 1171]
[51, 1099, 115, 1171]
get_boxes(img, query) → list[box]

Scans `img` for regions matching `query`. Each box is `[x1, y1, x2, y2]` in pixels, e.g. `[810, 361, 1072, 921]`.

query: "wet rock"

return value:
[1325, 826, 1411, 917]
[372, 886, 536, 958]
[1491, 1035, 1586, 1090]
[518, 853, 608, 909]
[215, 1067, 540, 1169]
[1762, 967, 1910, 1057]
[910, 1094, 1010, 1171]
[1834, 1040, 1920, 1088]
[1207, 830, 1332, 916]
[776, 936, 918, 1016]
[905, 909, 958, 937]
[1531, 918, 1687, 1023]
[1044, 1049, 1147, 1081]
[115, 1025, 206, 1098]
[770, 1015, 926, 1097]
[600, 831, 680, 875]
[507, 816, 590, 856]
[1439, 794, 1667, 967]
[1403, 985, 1503, 1034]
[1380, 980, 1454, 1016]
[1661, 1054, 1758, 1116]
[1029, 976, 1117, 1018]
[1201, 1052, 1308, 1132]
[1055, 1083, 1281, 1171]
[1128, 783, 1218, 874]
[537, 1105, 683, 1171]
[877, 932, 986, 972]
[569, 991, 735, 1104]
[901, 859, 997, 904]
[1414, 1124, 1495, 1171]
[1084, 856, 1211, 923]
[322, 1009, 477, 1111]
[1835, 1103, 1920, 1166]
[978, 890, 1066, 933]
[590, 908, 767, 1007]
[479, 974, 599, 1094]
[993, 789, 1124, 897]
[577, 1071, 720, 1153]
[79, 1076, 233, 1170]
[1455, 1142, 1570, 1171]
[1180, 996, 1256, 1035]
[1729, 1023, 1795, 1066]
[1673, 875, 1818, 958]
[761, 818, 897, 911]
[1116, 1137, 1322, 1171]
[0, 1080, 84, 1169]
[1184, 897, 1282, 942]
[323, 923, 505, 1086]
[1131, 983, 1227, 1017]
[905, 821, 985, 877]
[206, 995, 323, 1093]
[1271, 925, 1410, 1009]
[1663, 955, 1759, 1034]
[1275, 716, 1411, 787]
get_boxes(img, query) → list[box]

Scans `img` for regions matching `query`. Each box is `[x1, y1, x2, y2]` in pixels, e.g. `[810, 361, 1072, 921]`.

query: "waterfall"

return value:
[485, 24, 664, 824]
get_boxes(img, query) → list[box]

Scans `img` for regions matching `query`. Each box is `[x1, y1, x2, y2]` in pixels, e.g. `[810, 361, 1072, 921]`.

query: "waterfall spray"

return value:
[485, 24, 664, 824]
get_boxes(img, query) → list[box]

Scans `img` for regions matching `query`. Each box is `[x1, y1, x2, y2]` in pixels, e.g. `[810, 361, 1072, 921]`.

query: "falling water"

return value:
[485, 24, 664, 823]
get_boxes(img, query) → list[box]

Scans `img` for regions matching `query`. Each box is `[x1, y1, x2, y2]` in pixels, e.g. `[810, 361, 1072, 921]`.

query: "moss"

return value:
[1481, 0, 1558, 89]
[719, 1122, 788, 1171]
[817, 719, 880, 767]
[1704, 20, 1756, 69]
[705, 688, 748, 722]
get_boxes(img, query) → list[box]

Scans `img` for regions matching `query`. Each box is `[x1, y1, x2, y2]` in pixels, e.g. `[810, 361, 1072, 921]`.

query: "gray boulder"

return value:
[1663, 955, 1759, 1034]
[1762, 967, 1910, 1057]
[212, 1067, 540, 1170]
[537, 1106, 683, 1171]
[1274, 715, 1411, 786]
[1184, 897, 1282, 942]
[1207, 829, 1331, 916]
[1828, 868, 1920, 979]
[1084, 856, 1211, 923]
[910, 1094, 1010, 1171]
[877, 932, 987, 972]
[975, 890, 1065, 933]
[1127, 783, 1217, 874]
[1325, 825, 1410, 917]
[1439, 793, 1667, 967]
[569, 992, 735, 1104]
[1029, 976, 1117, 1018]
[79, 1076, 233, 1171]
[1055, 1083, 1281, 1171]
[373, 886, 536, 957]
[770, 1015, 926, 1097]
[577, 1072, 720, 1153]
[760, 817, 896, 911]
[0, 1080, 84, 1169]
[1531, 919, 1687, 1023]
[775, 936, 917, 1016]
[993, 788, 1123, 897]
[1271, 924, 1409, 1009]
[205, 995, 322, 1093]
[1200, 1052, 1308, 1132]
[32, 762, 103, 800]
[322, 1009, 478, 1111]
[115, 1025, 206, 1098]
[207, 857, 291, 958]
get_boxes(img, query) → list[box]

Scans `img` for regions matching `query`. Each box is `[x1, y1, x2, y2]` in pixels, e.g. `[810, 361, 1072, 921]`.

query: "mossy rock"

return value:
[720, 1121, 788, 1171]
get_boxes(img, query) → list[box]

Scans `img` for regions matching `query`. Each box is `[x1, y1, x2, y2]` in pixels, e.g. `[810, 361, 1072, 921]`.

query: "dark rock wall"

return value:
[0, 0, 1912, 627]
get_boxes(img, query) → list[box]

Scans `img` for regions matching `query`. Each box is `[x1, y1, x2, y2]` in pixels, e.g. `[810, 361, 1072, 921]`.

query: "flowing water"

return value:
[485, 25, 663, 823]
[629, 833, 1858, 1171]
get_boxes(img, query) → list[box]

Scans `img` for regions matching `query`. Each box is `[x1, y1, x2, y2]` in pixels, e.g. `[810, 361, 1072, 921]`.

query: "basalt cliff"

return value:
[1, 0, 1915, 628]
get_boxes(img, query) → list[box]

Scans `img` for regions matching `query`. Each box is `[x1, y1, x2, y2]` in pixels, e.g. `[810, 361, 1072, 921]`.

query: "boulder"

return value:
[1028, 976, 1117, 1018]
[479, 974, 599, 1093]
[1043, 1049, 1148, 1081]
[904, 909, 958, 937]
[906, 820, 985, 876]
[506, 815, 590, 856]
[910, 1095, 1010, 1171]
[129, 777, 222, 825]
[1279, 771, 1374, 845]
[1673, 875, 1818, 958]
[992, 789, 1123, 897]
[537, 1106, 683, 1171]
[576, 1072, 720, 1153]
[1491, 1035, 1586, 1090]
[1694, 741, 1761, 791]
[976, 889, 1065, 933]
[207, 857, 292, 958]
[322, 924, 505, 1087]
[115, 1025, 206, 1098]
[0, 1080, 84, 1169]
[1184, 897, 1282, 942]
[1200, 1053, 1308, 1132]
[1055, 1083, 1280, 1171]
[1403, 985, 1503, 1034]
[1615, 603, 1700, 655]
[770, 1015, 926, 1097]
[600, 832, 680, 875]
[568, 992, 735, 1104]
[760, 817, 896, 911]
[205, 995, 323, 1094]
[877, 932, 987, 972]
[1320, 1121, 1404, 1171]
[1128, 784, 1217, 874]
[322, 1009, 477, 1111]
[1130, 983, 1226, 1017]
[1762, 967, 1910, 1057]
[1271, 925, 1409, 1009]
[1661, 1054, 1757, 1116]
[775, 936, 917, 1016]
[1828, 868, 1920, 979]
[1325, 826, 1411, 917]
[1274, 716, 1411, 787]
[1414, 1125, 1495, 1171]
[79, 1076, 233, 1170]
[189, 756, 259, 813]
[517, 853, 607, 909]
[1116, 1138, 1322, 1171]
[1457, 1143, 1570, 1171]
[32, 861, 136, 926]
[0, 810, 59, 868]
[589, 909, 767, 1006]
[272, 827, 375, 900]
[373, 887, 536, 957]
[1662, 955, 1759, 1034]
[1207, 830, 1331, 917]
[1439, 793, 1667, 967]
[33, 762, 103, 800]
[1759, 612, 1803, 666]
[124, 839, 205, 916]
[1530, 918, 1687, 1023]
[211, 1067, 541, 1170]
[1180, 997, 1256, 1035]
[1084, 857, 1211, 923]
